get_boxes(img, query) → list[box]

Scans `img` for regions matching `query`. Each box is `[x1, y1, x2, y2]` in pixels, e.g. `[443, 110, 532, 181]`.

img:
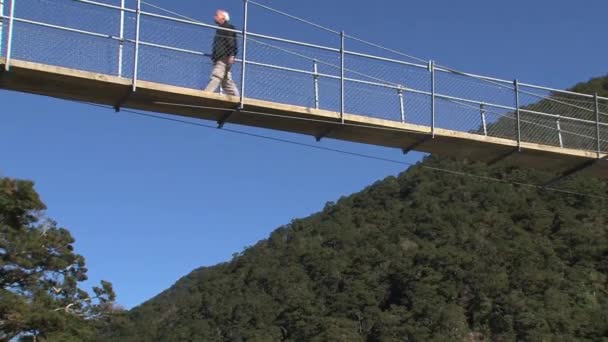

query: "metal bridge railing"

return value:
[1, 0, 607, 156]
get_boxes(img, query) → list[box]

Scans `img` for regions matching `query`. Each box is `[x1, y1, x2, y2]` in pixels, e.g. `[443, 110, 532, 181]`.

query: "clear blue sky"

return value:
[1, 0, 606, 309]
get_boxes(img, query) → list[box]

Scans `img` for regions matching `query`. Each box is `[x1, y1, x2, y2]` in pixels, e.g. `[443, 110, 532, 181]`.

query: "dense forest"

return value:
[100, 155, 608, 341]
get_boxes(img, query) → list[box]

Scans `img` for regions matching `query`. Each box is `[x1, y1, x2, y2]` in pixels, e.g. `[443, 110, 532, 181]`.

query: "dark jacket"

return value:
[212, 21, 238, 62]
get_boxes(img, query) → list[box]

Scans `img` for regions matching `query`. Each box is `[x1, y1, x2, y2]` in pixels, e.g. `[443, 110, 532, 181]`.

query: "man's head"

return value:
[214, 9, 230, 25]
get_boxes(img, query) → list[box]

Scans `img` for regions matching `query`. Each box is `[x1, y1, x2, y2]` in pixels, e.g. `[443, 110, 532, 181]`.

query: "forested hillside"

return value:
[101, 155, 608, 341]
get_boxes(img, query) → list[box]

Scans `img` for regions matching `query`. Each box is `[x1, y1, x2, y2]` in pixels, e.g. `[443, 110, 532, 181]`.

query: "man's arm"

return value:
[228, 26, 238, 64]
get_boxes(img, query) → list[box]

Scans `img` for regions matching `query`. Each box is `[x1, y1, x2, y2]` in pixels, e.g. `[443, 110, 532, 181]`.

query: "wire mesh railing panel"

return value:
[1, 4, 6, 58]
[17, 0, 119, 36]
[138, 44, 211, 89]
[435, 97, 485, 135]
[344, 53, 424, 90]
[435, 69, 516, 109]
[519, 111, 563, 148]
[484, 105, 517, 141]
[139, 16, 214, 56]
[403, 91, 432, 127]
[518, 85, 597, 122]
[248, 1, 341, 49]
[344, 80, 401, 122]
[11, 21, 119, 75]
[601, 98, 608, 153]
[244, 35, 341, 108]
[134, 14, 218, 88]
[317, 77, 341, 113]
[558, 118, 602, 152]
[246, 63, 315, 108]
[246, 36, 341, 77]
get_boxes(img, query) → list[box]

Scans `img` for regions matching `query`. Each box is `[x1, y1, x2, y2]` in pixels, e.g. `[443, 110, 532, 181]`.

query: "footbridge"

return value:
[1, 0, 606, 179]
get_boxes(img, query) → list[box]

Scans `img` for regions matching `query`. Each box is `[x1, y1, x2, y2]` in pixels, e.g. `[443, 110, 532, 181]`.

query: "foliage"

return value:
[0, 177, 116, 341]
[106, 156, 608, 341]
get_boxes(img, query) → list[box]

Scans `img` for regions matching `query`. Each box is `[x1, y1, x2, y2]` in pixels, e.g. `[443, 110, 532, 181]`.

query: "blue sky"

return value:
[1, 0, 607, 309]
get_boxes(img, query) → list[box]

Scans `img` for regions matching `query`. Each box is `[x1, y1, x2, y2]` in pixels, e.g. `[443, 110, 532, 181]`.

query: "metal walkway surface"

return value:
[0, 0, 607, 179]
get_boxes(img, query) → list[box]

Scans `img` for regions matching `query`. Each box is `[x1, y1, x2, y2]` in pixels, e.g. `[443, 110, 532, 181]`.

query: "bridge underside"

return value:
[1, 58, 606, 180]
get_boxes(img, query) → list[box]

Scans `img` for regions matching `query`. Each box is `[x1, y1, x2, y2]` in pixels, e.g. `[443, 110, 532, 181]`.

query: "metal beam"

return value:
[402, 135, 431, 155]
[340, 30, 345, 124]
[239, 0, 249, 109]
[315, 126, 335, 142]
[132, 0, 141, 92]
[514, 79, 521, 151]
[114, 88, 133, 112]
[0, 0, 4, 58]
[217, 109, 239, 128]
[543, 159, 597, 187]
[5, 0, 15, 71]
[488, 148, 518, 166]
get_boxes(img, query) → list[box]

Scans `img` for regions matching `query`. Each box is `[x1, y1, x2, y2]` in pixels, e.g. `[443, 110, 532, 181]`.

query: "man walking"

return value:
[204, 9, 239, 97]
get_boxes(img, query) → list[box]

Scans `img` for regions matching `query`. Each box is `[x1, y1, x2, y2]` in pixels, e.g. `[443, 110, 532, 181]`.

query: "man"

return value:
[204, 9, 239, 97]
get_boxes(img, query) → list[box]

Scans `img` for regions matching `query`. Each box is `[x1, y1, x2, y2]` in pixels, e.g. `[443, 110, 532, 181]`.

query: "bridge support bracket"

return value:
[217, 107, 240, 129]
[315, 126, 335, 142]
[543, 159, 597, 188]
[402, 135, 431, 155]
[488, 148, 520, 166]
[114, 88, 133, 112]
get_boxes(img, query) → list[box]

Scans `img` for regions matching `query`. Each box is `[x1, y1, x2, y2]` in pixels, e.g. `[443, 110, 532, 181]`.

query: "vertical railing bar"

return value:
[0, 0, 4, 58]
[556, 118, 563, 148]
[313, 59, 319, 109]
[132, 0, 141, 92]
[239, 0, 249, 109]
[430, 60, 435, 138]
[398, 86, 405, 123]
[514, 79, 521, 151]
[5, 0, 15, 71]
[340, 30, 345, 124]
[117, 0, 125, 77]
[480, 103, 487, 136]
[596, 93, 601, 158]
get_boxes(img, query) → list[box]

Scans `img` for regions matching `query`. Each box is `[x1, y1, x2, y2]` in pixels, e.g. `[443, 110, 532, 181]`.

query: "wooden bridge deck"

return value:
[1, 58, 606, 180]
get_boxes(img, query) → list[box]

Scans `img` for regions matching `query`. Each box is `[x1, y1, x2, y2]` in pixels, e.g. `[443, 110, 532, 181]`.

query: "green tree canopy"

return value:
[0, 177, 116, 341]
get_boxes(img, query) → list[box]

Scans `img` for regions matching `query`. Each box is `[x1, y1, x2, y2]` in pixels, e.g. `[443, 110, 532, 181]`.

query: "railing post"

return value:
[480, 103, 487, 136]
[312, 59, 319, 109]
[5, 0, 15, 71]
[430, 60, 435, 138]
[596, 93, 601, 158]
[340, 30, 345, 124]
[239, 0, 249, 109]
[514, 79, 521, 151]
[556, 118, 563, 148]
[398, 86, 405, 123]
[117, 0, 125, 77]
[132, 0, 141, 92]
[0, 0, 4, 57]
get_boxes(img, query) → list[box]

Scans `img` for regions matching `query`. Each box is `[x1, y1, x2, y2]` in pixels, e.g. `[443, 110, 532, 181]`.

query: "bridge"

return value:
[1, 0, 606, 180]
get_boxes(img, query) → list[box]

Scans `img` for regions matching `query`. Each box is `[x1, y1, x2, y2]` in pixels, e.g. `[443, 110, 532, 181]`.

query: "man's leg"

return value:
[221, 65, 240, 97]
[204, 60, 226, 92]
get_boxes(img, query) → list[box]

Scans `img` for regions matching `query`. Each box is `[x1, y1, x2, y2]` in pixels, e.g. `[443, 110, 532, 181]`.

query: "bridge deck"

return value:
[1, 58, 606, 179]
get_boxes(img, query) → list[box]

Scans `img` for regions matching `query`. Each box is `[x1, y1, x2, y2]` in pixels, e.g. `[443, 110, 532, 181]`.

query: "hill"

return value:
[99, 155, 608, 341]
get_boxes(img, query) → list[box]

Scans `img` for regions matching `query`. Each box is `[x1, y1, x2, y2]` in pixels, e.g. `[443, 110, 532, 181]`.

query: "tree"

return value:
[0, 177, 115, 341]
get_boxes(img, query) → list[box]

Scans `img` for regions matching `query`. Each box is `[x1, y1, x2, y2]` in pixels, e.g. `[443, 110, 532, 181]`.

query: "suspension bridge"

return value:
[0, 0, 606, 180]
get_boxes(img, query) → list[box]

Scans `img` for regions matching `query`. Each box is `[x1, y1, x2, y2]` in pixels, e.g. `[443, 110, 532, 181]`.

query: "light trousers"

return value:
[204, 57, 239, 97]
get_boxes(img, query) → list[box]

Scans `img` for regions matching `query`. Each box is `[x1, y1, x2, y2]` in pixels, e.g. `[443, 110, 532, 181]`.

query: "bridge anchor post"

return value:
[239, 0, 249, 110]
[4, 0, 15, 71]
[595, 93, 601, 159]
